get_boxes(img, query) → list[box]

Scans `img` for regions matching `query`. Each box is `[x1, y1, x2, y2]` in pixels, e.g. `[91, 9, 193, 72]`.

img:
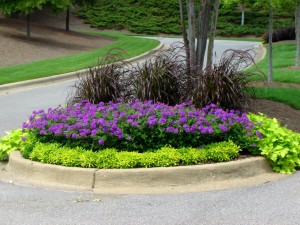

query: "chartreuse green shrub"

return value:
[0, 129, 27, 161]
[23, 140, 240, 169]
[248, 113, 300, 174]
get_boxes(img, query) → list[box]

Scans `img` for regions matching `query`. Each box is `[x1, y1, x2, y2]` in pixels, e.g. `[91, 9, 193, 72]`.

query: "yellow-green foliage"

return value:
[26, 140, 240, 169]
[249, 113, 300, 174]
[0, 129, 27, 161]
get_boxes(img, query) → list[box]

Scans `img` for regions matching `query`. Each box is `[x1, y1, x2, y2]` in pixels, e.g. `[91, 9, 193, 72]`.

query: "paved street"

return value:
[1, 39, 299, 225]
[0, 171, 299, 225]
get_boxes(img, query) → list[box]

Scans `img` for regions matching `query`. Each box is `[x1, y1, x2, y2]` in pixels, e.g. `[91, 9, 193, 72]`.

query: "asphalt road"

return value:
[1, 39, 299, 225]
[0, 171, 299, 225]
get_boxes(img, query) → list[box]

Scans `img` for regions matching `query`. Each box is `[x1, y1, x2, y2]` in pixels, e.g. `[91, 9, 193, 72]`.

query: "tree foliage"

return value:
[0, 0, 71, 15]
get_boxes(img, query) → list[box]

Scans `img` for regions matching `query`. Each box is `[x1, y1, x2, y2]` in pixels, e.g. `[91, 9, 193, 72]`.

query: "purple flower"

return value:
[159, 118, 167, 125]
[166, 127, 174, 133]
[21, 136, 26, 141]
[98, 139, 105, 145]
[177, 117, 187, 124]
[256, 131, 263, 139]
[126, 136, 132, 141]
[219, 124, 229, 132]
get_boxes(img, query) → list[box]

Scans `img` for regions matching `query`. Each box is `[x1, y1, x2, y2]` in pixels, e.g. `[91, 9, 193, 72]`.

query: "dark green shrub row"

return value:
[23, 140, 240, 169]
[262, 27, 295, 44]
[74, 1, 294, 36]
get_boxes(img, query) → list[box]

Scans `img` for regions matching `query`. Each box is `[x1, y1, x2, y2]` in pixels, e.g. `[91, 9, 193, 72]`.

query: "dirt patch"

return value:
[283, 66, 300, 71]
[247, 81, 300, 133]
[247, 99, 300, 133]
[249, 81, 300, 89]
[0, 12, 112, 67]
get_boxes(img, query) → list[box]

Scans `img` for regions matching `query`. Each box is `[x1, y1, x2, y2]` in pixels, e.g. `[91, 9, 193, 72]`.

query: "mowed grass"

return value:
[247, 41, 300, 109]
[0, 31, 159, 85]
[252, 87, 300, 110]
[250, 42, 300, 85]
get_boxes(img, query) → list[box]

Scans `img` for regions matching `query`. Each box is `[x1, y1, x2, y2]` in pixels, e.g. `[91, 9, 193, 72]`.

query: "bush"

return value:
[186, 49, 256, 111]
[248, 113, 300, 174]
[129, 46, 187, 106]
[24, 140, 240, 169]
[262, 27, 295, 44]
[22, 100, 259, 152]
[74, 1, 294, 36]
[67, 49, 131, 105]
[0, 129, 27, 161]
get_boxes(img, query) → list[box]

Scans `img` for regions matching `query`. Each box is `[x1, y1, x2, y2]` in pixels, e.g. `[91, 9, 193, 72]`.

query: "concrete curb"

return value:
[0, 42, 165, 93]
[254, 43, 266, 64]
[6, 151, 286, 194]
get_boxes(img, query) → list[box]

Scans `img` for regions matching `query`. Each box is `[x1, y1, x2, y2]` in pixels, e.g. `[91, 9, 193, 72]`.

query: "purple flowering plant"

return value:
[23, 100, 259, 152]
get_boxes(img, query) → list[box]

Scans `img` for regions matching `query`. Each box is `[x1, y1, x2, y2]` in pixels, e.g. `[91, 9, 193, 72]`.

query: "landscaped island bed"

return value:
[1, 100, 299, 174]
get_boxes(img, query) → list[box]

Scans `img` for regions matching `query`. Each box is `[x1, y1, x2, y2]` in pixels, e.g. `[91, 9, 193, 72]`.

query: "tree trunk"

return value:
[296, 0, 300, 66]
[196, 0, 211, 70]
[241, 0, 245, 26]
[268, 4, 273, 82]
[66, 6, 70, 32]
[207, 0, 220, 67]
[187, 0, 197, 73]
[178, 0, 191, 75]
[26, 14, 31, 40]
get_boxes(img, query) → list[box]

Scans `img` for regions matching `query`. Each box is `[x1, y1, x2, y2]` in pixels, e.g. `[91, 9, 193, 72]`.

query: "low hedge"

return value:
[23, 140, 240, 169]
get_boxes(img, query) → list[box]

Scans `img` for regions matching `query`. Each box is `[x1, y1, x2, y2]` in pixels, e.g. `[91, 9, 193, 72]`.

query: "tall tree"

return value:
[207, 0, 221, 67]
[275, 0, 300, 66]
[296, 0, 300, 66]
[223, 0, 255, 26]
[0, 0, 71, 39]
[254, 0, 281, 82]
[66, 0, 97, 32]
[196, 0, 211, 70]
[179, 0, 217, 72]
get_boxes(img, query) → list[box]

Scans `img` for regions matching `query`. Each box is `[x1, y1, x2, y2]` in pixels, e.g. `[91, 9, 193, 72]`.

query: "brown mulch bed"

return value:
[246, 99, 300, 133]
[247, 81, 300, 133]
[0, 11, 112, 67]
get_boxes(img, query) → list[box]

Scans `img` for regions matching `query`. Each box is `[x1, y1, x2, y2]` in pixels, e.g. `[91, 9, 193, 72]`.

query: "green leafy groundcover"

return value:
[249, 113, 300, 174]
[22, 140, 240, 169]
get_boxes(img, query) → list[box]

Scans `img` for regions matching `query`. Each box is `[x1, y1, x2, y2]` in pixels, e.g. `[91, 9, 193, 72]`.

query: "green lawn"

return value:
[0, 31, 159, 85]
[247, 41, 300, 109]
[250, 42, 300, 85]
[252, 87, 300, 110]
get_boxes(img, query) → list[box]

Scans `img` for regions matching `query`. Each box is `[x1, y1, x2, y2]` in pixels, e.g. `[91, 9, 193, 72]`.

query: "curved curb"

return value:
[254, 43, 266, 64]
[5, 151, 287, 194]
[0, 42, 165, 94]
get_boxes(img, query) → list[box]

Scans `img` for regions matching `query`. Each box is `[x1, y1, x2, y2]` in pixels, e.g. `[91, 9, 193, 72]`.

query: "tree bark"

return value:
[178, 0, 191, 75]
[187, 0, 197, 73]
[26, 14, 31, 40]
[207, 0, 220, 67]
[268, 4, 273, 82]
[66, 6, 70, 32]
[295, 0, 300, 66]
[241, 0, 245, 26]
[196, 0, 211, 70]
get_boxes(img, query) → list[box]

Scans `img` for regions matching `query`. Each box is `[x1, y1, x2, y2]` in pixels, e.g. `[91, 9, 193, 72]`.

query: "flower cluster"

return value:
[23, 100, 260, 152]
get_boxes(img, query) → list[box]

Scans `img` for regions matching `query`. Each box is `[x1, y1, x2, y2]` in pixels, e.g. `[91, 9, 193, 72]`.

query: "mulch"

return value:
[0, 11, 112, 67]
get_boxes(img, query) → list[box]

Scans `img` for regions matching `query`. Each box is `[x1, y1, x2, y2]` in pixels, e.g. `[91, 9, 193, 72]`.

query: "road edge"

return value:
[4, 151, 287, 194]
